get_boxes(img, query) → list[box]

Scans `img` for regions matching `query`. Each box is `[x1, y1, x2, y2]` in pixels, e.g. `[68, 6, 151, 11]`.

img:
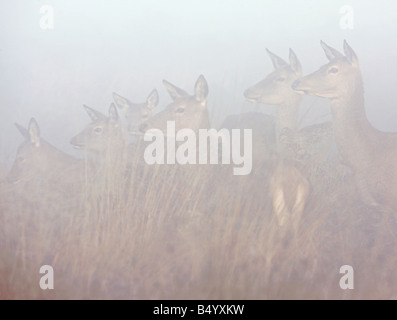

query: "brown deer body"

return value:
[292, 40, 397, 210]
[7, 118, 89, 203]
[244, 49, 312, 226]
[219, 112, 276, 165]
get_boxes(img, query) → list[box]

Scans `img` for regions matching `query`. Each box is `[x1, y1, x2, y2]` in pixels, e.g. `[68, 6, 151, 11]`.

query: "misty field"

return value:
[1, 0, 397, 301]
[1, 139, 397, 299]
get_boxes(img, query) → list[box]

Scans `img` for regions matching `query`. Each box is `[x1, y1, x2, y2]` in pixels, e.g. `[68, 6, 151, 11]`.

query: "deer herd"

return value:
[5, 40, 397, 227]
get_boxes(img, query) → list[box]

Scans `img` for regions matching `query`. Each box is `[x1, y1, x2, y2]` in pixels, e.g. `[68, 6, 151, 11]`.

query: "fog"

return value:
[3, 0, 397, 300]
[1, 0, 396, 167]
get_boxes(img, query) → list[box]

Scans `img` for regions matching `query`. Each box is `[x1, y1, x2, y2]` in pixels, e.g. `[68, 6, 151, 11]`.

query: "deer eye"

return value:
[94, 126, 103, 134]
[275, 77, 285, 82]
[176, 107, 185, 114]
[328, 67, 339, 74]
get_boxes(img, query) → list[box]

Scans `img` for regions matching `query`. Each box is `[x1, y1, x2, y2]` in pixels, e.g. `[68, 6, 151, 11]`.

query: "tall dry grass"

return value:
[1, 139, 397, 300]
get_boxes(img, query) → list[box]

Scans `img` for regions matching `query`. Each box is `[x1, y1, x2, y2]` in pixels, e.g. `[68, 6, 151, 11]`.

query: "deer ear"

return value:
[343, 40, 358, 66]
[163, 80, 188, 101]
[113, 92, 131, 111]
[28, 118, 40, 147]
[320, 41, 344, 61]
[15, 123, 29, 140]
[108, 103, 119, 123]
[289, 48, 302, 76]
[146, 89, 159, 110]
[266, 49, 288, 69]
[83, 105, 106, 121]
[194, 75, 208, 103]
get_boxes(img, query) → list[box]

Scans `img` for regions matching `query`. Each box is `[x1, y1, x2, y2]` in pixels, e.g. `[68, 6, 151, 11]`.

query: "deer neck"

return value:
[275, 98, 301, 139]
[98, 135, 126, 167]
[200, 108, 211, 130]
[39, 141, 85, 182]
[41, 140, 74, 164]
[330, 79, 374, 168]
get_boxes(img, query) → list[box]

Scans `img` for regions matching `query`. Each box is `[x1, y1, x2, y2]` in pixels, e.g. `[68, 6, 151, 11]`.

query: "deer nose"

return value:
[138, 122, 148, 133]
[291, 79, 301, 90]
[244, 89, 259, 102]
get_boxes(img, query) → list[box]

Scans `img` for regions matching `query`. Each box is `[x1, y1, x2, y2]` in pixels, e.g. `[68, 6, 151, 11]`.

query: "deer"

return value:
[270, 159, 310, 229]
[112, 89, 159, 136]
[135, 74, 307, 224]
[139, 75, 253, 173]
[244, 48, 304, 139]
[220, 113, 309, 229]
[243, 48, 338, 163]
[243, 48, 317, 228]
[139, 75, 210, 135]
[70, 103, 126, 169]
[71, 103, 124, 155]
[217, 53, 310, 169]
[244, 47, 353, 185]
[292, 40, 397, 211]
[70, 103, 130, 196]
[7, 118, 90, 204]
[133, 75, 212, 215]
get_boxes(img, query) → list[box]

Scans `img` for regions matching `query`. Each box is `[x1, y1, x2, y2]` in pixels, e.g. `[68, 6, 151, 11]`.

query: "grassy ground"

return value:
[1, 146, 397, 300]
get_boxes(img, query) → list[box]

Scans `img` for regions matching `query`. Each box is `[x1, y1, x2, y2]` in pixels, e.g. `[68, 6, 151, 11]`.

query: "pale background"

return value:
[1, 0, 396, 166]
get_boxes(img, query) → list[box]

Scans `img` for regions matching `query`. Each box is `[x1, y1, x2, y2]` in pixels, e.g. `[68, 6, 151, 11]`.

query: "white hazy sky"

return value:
[1, 0, 397, 165]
